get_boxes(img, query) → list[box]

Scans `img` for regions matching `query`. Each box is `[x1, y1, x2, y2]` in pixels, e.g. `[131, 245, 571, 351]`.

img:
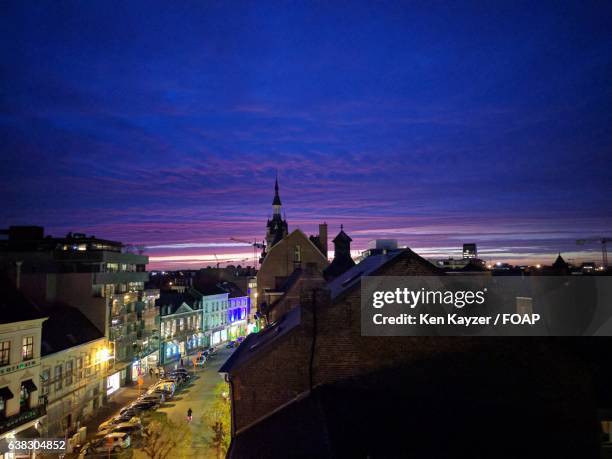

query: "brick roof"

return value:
[219, 306, 301, 373]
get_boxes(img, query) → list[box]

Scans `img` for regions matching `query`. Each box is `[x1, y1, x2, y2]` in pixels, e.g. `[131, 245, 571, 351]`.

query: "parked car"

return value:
[119, 406, 141, 417]
[97, 422, 143, 438]
[226, 340, 236, 349]
[81, 432, 131, 456]
[152, 380, 175, 395]
[161, 376, 182, 386]
[129, 399, 159, 411]
[139, 392, 165, 403]
[170, 369, 190, 380]
[151, 384, 174, 397]
[98, 415, 140, 432]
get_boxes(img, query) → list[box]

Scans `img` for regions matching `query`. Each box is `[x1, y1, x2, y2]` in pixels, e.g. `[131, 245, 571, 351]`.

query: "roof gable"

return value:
[175, 302, 194, 314]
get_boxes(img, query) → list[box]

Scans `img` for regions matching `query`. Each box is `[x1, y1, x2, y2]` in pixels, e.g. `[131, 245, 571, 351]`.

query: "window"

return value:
[0, 341, 10, 366]
[20, 384, 30, 411]
[41, 369, 50, 396]
[161, 322, 165, 337]
[55, 365, 63, 391]
[85, 355, 91, 377]
[294, 245, 301, 263]
[22, 336, 33, 361]
[179, 318, 184, 331]
[76, 357, 83, 381]
[66, 360, 73, 386]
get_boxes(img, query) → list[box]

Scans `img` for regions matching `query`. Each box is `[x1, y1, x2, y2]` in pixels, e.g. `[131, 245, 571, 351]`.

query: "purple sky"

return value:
[1, 1, 611, 269]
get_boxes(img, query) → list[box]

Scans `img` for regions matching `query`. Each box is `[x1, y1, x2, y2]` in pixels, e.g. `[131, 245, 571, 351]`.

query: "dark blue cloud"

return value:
[1, 1, 611, 267]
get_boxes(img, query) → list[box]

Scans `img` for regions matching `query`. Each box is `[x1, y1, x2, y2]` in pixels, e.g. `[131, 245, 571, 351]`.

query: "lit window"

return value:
[0, 341, 10, 366]
[22, 336, 33, 361]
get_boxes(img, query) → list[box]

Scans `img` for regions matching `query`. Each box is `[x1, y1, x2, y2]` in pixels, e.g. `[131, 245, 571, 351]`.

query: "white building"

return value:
[0, 282, 47, 456]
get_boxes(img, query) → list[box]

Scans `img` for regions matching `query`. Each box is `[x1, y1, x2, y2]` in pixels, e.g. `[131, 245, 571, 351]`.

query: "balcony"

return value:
[93, 271, 149, 285]
[0, 405, 46, 436]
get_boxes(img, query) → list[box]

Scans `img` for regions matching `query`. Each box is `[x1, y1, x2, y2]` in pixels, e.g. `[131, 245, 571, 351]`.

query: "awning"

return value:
[0, 386, 14, 400]
[21, 379, 38, 392]
[16, 426, 41, 439]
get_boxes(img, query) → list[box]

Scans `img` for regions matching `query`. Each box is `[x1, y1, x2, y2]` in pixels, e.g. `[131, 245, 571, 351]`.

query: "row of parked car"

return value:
[77, 368, 193, 456]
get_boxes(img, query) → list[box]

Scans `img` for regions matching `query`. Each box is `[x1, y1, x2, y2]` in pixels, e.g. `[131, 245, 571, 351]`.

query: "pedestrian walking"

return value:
[180, 358, 184, 367]
[149, 367, 154, 378]
[187, 407, 193, 423]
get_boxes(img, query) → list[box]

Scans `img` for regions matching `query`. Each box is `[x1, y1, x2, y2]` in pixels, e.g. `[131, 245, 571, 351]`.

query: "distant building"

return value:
[256, 178, 329, 318]
[227, 292, 250, 341]
[463, 243, 477, 259]
[157, 289, 204, 364]
[202, 290, 229, 347]
[359, 239, 399, 259]
[256, 229, 328, 316]
[0, 226, 159, 387]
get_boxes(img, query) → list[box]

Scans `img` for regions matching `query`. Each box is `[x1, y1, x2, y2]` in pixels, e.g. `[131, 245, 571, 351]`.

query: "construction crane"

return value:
[576, 238, 610, 268]
[230, 237, 266, 267]
[212, 254, 249, 269]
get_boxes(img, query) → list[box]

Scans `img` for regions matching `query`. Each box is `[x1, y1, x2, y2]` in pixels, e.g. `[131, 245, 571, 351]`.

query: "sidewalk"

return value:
[79, 373, 159, 440]
[80, 354, 203, 440]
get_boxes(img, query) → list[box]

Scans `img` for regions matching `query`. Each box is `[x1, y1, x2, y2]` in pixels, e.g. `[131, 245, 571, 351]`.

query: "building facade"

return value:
[157, 290, 204, 365]
[202, 292, 229, 347]
[0, 227, 159, 386]
[0, 283, 47, 454]
[227, 294, 249, 340]
[256, 180, 329, 317]
[40, 311, 109, 437]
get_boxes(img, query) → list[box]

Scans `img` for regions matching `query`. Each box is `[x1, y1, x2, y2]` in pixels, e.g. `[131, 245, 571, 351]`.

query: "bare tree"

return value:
[141, 412, 192, 459]
[201, 382, 231, 459]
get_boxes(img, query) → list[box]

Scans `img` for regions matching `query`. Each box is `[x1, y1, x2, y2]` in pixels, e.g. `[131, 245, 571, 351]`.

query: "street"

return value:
[151, 347, 233, 457]
[75, 347, 234, 459]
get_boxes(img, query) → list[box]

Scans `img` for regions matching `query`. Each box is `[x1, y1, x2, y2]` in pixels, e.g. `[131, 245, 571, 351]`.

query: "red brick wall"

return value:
[230, 249, 596, 443]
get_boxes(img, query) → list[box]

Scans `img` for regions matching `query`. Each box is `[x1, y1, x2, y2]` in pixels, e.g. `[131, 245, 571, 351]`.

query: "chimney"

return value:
[15, 260, 23, 289]
[319, 223, 328, 258]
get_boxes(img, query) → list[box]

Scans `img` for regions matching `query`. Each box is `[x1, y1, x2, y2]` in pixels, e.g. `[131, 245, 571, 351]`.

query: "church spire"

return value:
[272, 172, 282, 214]
[265, 173, 289, 250]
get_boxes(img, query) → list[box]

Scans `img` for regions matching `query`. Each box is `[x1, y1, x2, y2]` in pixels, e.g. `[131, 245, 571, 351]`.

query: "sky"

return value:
[1, 1, 611, 270]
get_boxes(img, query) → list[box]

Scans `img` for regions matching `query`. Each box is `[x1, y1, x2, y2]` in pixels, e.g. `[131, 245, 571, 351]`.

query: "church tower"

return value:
[323, 225, 356, 281]
[265, 176, 288, 250]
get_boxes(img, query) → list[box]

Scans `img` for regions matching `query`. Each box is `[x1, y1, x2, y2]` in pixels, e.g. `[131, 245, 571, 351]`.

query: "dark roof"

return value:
[0, 277, 47, 324]
[217, 281, 246, 298]
[327, 250, 404, 300]
[327, 248, 445, 300]
[156, 291, 196, 314]
[323, 255, 355, 281]
[198, 284, 228, 296]
[272, 177, 282, 206]
[278, 268, 303, 293]
[219, 306, 301, 374]
[553, 253, 569, 269]
[332, 229, 352, 243]
[458, 259, 487, 272]
[229, 346, 595, 458]
[40, 305, 103, 355]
